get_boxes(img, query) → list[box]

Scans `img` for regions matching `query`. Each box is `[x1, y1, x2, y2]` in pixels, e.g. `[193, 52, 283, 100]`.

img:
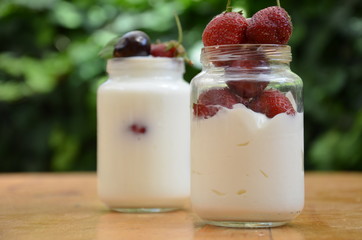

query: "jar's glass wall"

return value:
[190, 44, 304, 228]
[97, 57, 190, 213]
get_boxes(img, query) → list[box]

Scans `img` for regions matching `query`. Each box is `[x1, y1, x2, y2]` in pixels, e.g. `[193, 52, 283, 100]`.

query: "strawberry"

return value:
[198, 88, 239, 108]
[151, 43, 176, 57]
[193, 104, 219, 119]
[193, 88, 241, 118]
[225, 46, 270, 98]
[151, 40, 185, 58]
[248, 89, 296, 118]
[212, 54, 269, 68]
[202, 11, 248, 46]
[228, 42, 272, 70]
[246, 6, 292, 44]
[150, 15, 192, 64]
[226, 80, 269, 99]
[228, 56, 269, 71]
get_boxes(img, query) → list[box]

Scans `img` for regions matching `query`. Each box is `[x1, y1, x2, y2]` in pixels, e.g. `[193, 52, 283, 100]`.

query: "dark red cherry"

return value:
[130, 124, 147, 134]
[113, 31, 151, 57]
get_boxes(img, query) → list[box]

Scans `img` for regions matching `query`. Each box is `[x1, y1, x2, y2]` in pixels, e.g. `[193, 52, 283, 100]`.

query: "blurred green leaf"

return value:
[0, 0, 361, 172]
[98, 36, 119, 59]
[52, 1, 82, 29]
[11, 0, 57, 10]
[0, 54, 71, 101]
[50, 126, 80, 171]
[310, 111, 362, 170]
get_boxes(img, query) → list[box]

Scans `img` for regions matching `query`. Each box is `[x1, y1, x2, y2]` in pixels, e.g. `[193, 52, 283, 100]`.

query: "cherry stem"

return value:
[174, 13, 183, 44]
[277, 0, 281, 7]
[226, 0, 232, 12]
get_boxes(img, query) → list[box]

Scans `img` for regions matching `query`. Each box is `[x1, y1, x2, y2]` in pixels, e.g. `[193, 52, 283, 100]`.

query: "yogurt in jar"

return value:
[191, 103, 304, 223]
[97, 57, 190, 212]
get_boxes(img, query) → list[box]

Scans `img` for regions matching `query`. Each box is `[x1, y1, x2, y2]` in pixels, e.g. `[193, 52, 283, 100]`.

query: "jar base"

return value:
[112, 207, 179, 213]
[204, 220, 288, 228]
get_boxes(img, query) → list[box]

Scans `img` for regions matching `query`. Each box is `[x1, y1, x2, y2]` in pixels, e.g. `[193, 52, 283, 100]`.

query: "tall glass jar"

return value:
[190, 44, 304, 228]
[97, 57, 190, 213]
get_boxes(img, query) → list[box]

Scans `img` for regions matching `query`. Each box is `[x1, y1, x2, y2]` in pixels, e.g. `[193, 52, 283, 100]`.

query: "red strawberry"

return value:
[150, 40, 192, 64]
[225, 45, 270, 98]
[227, 55, 270, 72]
[246, 17, 251, 25]
[248, 89, 296, 118]
[213, 56, 269, 69]
[193, 103, 219, 119]
[198, 88, 239, 108]
[151, 43, 177, 57]
[202, 12, 248, 46]
[151, 40, 185, 57]
[229, 58, 268, 69]
[246, 6, 292, 44]
[150, 14, 192, 64]
[226, 80, 269, 99]
[193, 88, 241, 118]
[211, 43, 270, 69]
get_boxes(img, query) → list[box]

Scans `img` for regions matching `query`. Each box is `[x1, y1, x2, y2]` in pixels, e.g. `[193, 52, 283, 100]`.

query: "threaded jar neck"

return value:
[201, 44, 292, 69]
[107, 57, 185, 79]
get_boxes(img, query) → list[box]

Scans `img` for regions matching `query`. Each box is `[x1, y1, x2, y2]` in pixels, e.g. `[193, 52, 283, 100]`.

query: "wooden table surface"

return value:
[0, 172, 361, 240]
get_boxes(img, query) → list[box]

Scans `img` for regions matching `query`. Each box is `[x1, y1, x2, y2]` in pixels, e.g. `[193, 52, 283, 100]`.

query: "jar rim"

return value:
[107, 56, 185, 74]
[108, 56, 184, 64]
[202, 44, 290, 50]
[201, 44, 292, 66]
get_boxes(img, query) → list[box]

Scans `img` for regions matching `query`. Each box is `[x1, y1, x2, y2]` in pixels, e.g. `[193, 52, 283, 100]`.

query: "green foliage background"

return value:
[0, 0, 361, 172]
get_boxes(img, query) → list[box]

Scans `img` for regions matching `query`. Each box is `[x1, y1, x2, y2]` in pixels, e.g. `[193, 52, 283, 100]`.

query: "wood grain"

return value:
[0, 172, 361, 240]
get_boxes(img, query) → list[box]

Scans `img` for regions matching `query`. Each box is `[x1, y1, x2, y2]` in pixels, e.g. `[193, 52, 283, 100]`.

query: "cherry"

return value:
[129, 124, 147, 134]
[113, 31, 151, 57]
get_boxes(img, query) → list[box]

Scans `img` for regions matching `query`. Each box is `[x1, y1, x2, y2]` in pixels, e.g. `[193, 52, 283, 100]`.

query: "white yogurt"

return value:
[97, 58, 190, 211]
[191, 104, 304, 222]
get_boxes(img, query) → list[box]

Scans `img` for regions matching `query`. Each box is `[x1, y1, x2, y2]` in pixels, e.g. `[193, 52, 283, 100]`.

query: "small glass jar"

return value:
[97, 57, 190, 213]
[190, 44, 304, 228]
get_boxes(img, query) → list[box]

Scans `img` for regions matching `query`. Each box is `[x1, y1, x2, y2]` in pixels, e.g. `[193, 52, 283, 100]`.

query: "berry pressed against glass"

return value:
[129, 124, 147, 135]
[193, 103, 220, 119]
[193, 88, 244, 118]
[227, 80, 269, 99]
[198, 88, 240, 108]
[225, 50, 270, 98]
[248, 89, 296, 118]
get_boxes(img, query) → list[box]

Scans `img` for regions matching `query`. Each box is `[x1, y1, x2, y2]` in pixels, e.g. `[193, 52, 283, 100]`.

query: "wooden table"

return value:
[0, 172, 361, 240]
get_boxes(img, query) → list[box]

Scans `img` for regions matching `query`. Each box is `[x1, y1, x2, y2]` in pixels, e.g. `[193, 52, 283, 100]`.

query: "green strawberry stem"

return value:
[277, 0, 281, 7]
[226, 0, 232, 12]
[173, 14, 192, 65]
[174, 14, 183, 44]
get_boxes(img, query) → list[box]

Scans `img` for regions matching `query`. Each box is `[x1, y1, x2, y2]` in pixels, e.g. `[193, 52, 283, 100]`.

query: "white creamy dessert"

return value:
[191, 103, 304, 222]
[97, 58, 190, 211]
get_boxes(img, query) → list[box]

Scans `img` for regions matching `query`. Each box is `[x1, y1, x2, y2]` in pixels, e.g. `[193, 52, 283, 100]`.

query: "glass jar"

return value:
[97, 57, 190, 213]
[190, 44, 304, 228]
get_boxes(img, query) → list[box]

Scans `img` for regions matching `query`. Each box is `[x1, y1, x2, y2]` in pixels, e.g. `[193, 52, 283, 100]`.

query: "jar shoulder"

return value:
[190, 68, 302, 84]
[98, 78, 190, 93]
[278, 69, 303, 85]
